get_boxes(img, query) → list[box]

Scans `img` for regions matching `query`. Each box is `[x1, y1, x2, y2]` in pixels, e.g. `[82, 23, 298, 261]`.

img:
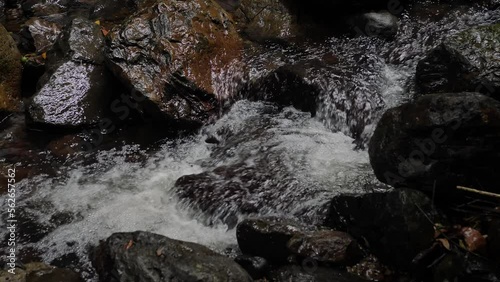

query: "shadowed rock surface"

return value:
[416, 23, 500, 99]
[369, 92, 500, 196]
[94, 231, 253, 282]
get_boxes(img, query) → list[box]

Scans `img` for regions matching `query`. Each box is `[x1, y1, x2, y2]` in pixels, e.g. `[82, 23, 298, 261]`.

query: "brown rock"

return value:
[0, 24, 22, 112]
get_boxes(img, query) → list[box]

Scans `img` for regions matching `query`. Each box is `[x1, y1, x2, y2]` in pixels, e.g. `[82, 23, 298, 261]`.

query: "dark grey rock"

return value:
[94, 231, 253, 282]
[236, 217, 315, 263]
[325, 189, 436, 269]
[26, 18, 113, 128]
[235, 255, 268, 279]
[369, 92, 500, 196]
[416, 23, 500, 100]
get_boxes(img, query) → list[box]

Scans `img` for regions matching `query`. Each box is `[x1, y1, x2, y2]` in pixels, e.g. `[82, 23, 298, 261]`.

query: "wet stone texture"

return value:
[106, 0, 245, 129]
[94, 231, 253, 282]
[26, 17, 113, 128]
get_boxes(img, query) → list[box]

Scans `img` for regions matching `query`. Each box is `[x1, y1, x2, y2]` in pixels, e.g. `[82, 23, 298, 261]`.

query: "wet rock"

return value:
[287, 230, 363, 265]
[232, 0, 300, 41]
[24, 18, 62, 53]
[431, 249, 500, 282]
[234, 255, 268, 279]
[0, 262, 83, 282]
[347, 255, 390, 281]
[106, 0, 244, 129]
[26, 18, 113, 128]
[349, 10, 399, 39]
[369, 92, 500, 196]
[416, 23, 500, 99]
[0, 24, 22, 112]
[90, 0, 154, 28]
[93, 231, 252, 282]
[236, 217, 314, 263]
[241, 65, 319, 115]
[325, 189, 436, 269]
[267, 265, 367, 282]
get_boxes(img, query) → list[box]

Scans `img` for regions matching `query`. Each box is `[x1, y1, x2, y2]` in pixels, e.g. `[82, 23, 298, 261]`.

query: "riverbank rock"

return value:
[325, 189, 437, 269]
[416, 23, 500, 99]
[26, 18, 113, 128]
[369, 92, 500, 196]
[0, 262, 83, 282]
[0, 24, 22, 112]
[94, 231, 252, 282]
[236, 217, 314, 263]
[106, 0, 245, 129]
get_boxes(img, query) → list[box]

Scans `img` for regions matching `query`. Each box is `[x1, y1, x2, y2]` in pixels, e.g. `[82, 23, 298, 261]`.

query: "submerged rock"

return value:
[369, 92, 500, 196]
[241, 65, 319, 115]
[325, 189, 436, 269]
[106, 0, 245, 129]
[26, 18, 113, 128]
[416, 23, 500, 99]
[94, 231, 252, 282]
[0, 23, 22, 112]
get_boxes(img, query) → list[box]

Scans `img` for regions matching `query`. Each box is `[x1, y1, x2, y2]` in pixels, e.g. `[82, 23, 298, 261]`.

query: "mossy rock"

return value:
[0, 24, 22, 112]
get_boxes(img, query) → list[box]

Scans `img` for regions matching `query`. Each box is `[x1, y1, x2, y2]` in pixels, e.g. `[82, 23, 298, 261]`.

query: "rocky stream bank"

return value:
[1, 0, 500, 281]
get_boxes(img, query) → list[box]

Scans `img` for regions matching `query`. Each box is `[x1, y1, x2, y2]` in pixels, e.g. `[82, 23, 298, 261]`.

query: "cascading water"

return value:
[1, 4, 499, 281]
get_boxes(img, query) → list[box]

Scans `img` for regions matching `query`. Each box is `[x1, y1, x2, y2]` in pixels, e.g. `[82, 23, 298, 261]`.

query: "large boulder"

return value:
[106, 0, 245, 129]
[325, 189, 437, 269]
[369, 92, 500, 195]
[416, 23, 500, 99]
[0, 24, 22, 112]
[26, 18, 114, 128]
[93, 231, 253, 282]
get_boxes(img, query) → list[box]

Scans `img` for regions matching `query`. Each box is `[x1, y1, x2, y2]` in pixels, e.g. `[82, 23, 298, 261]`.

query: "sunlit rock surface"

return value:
[106, 0, 245, 128]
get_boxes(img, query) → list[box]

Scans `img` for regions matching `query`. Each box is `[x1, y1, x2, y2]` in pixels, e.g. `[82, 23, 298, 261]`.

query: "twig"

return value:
[456, 186, 500, 199]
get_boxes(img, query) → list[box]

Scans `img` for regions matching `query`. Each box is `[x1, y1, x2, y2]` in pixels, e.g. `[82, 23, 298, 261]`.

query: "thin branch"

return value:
[456, 186, 500, 199]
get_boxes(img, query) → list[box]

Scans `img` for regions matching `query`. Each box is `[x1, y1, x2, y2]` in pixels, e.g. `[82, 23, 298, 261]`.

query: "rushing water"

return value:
[1, 4, 499, 280]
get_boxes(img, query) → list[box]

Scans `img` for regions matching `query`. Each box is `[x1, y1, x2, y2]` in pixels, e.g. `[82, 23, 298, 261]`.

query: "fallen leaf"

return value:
[156, 247, 164, 256]
[101, 28, 109, 37]
[461, 227, 486, 252]
[125, 240, 134, 250]
[95, 20, 101, 25]
[436, 238, 451, 250]
[41, 52, 47, 60]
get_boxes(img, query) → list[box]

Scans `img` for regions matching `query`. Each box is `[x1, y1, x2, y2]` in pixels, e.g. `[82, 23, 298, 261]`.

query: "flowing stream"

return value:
[1, 4, 499, 281]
